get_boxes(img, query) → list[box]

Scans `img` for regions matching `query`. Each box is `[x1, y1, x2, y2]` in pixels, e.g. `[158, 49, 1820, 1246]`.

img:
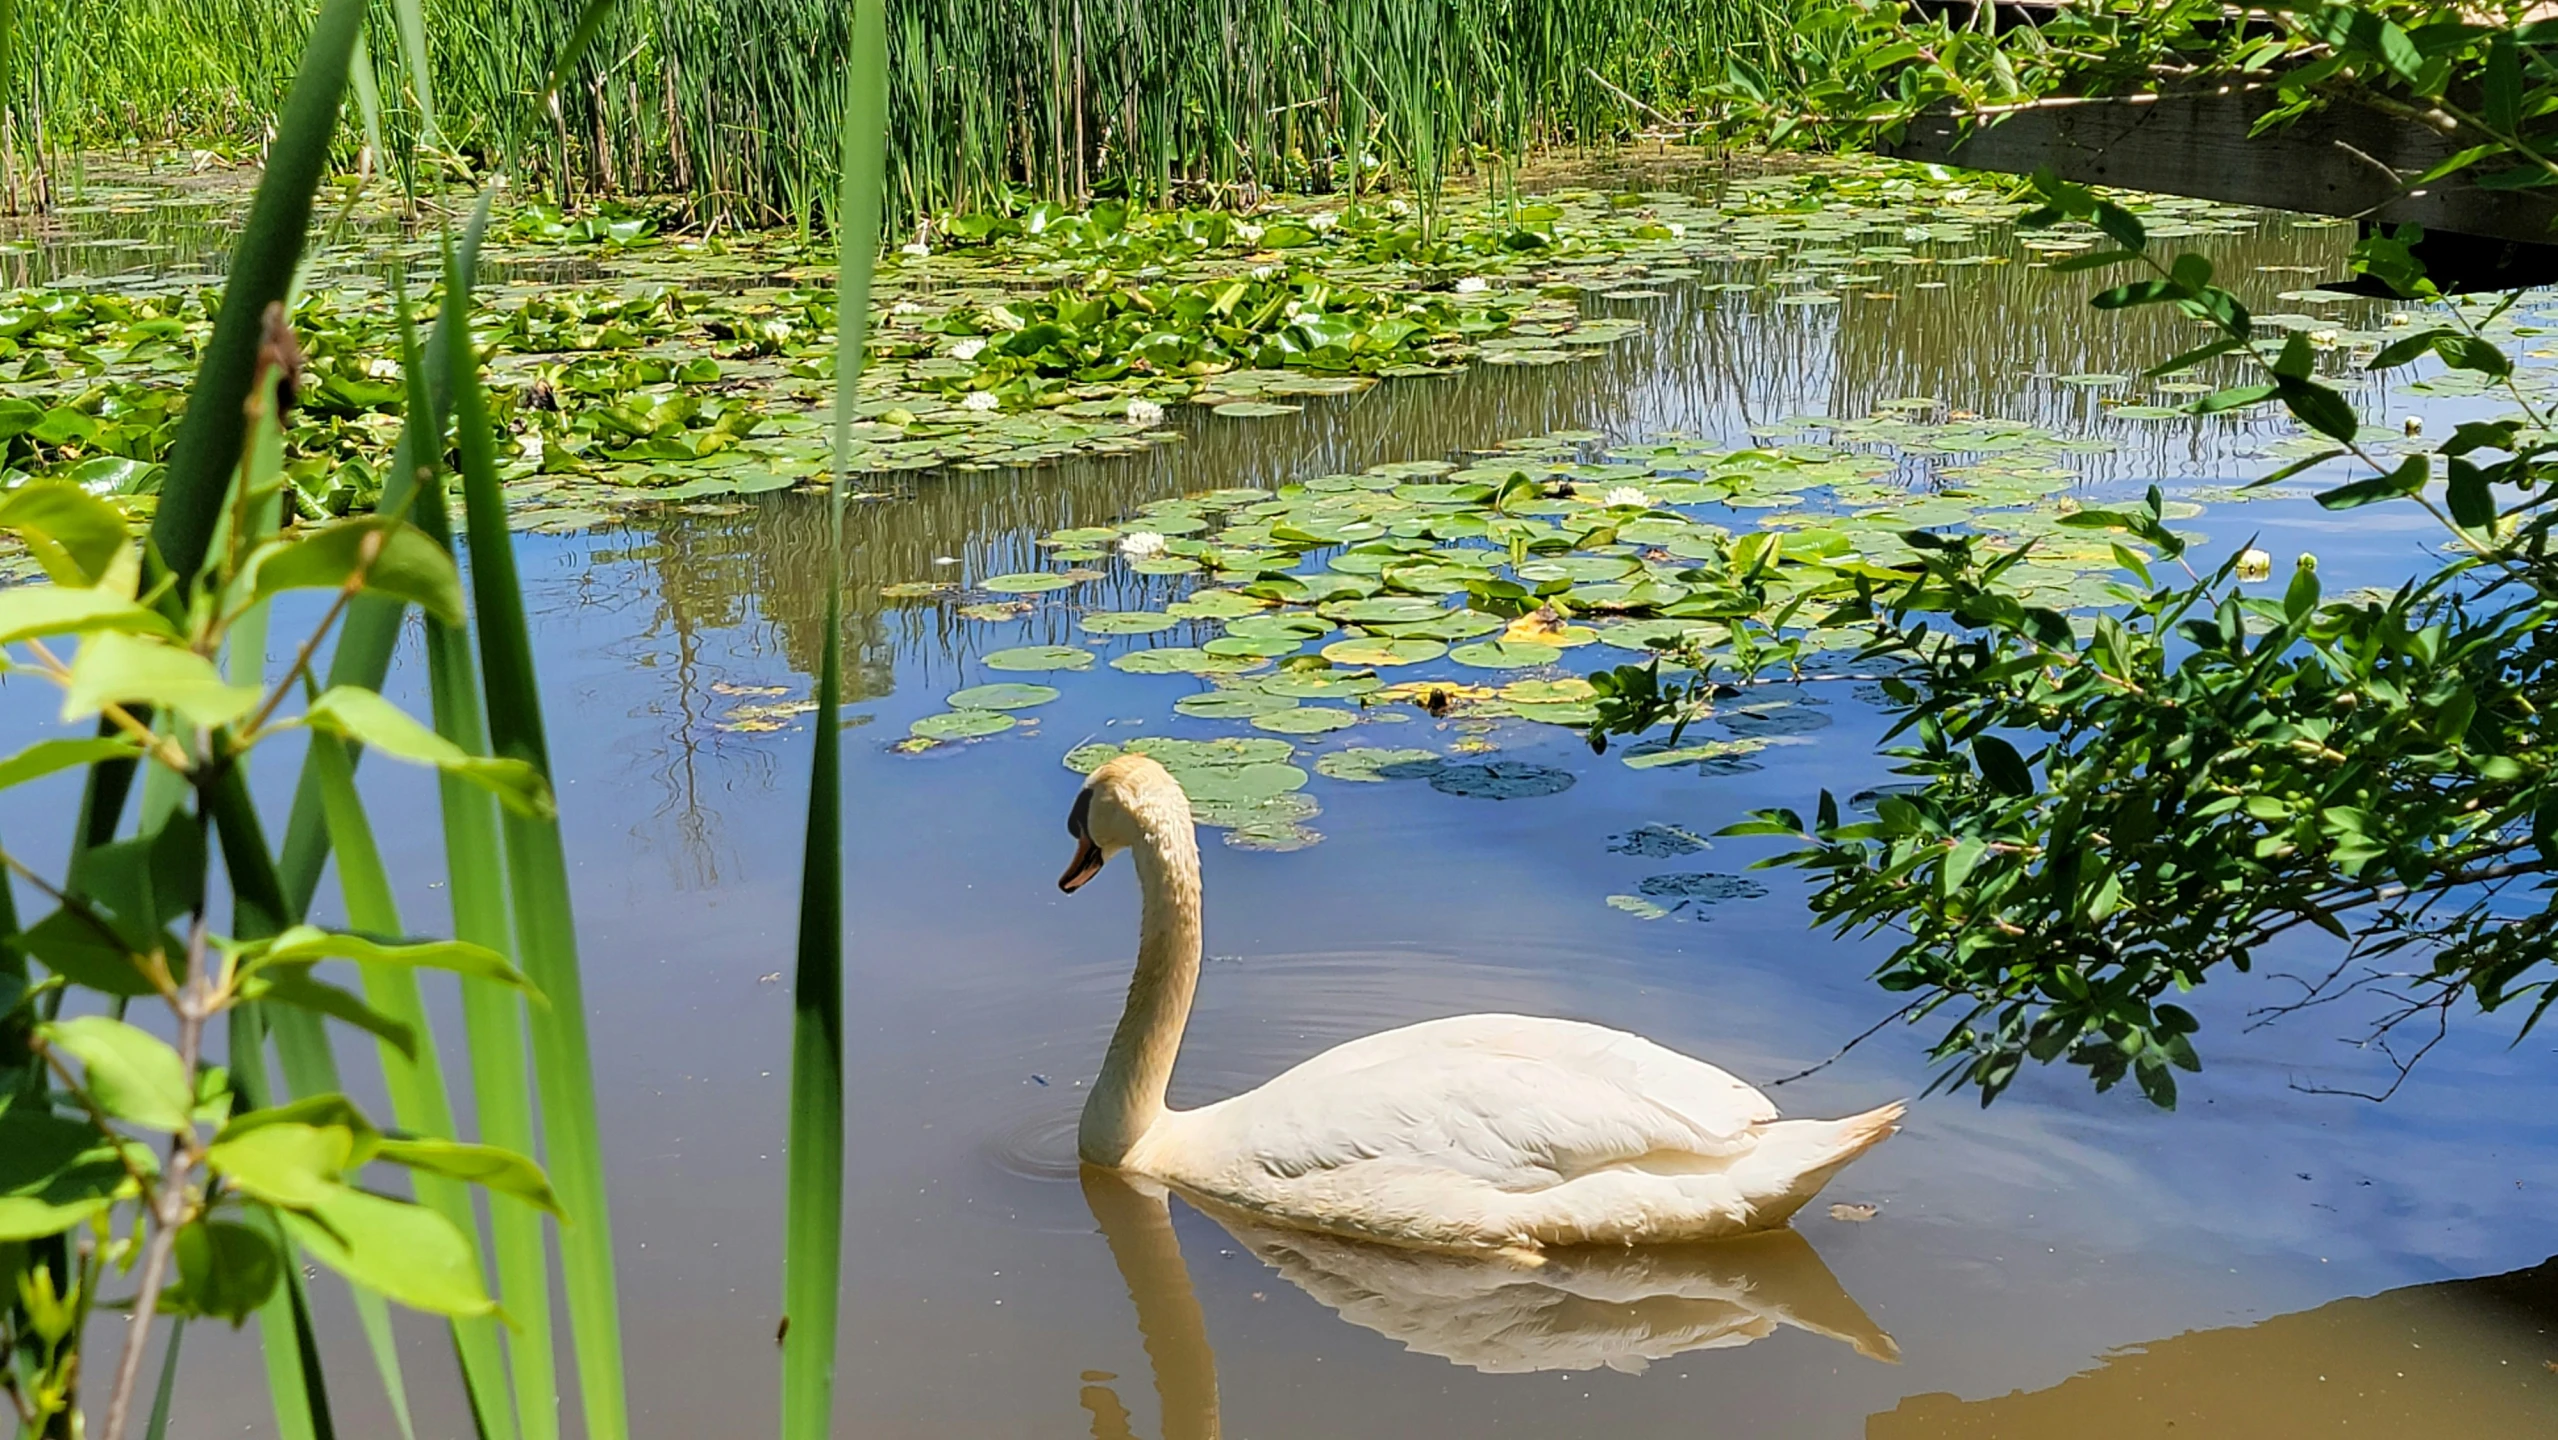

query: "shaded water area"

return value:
[6, 158, 2557, 1436]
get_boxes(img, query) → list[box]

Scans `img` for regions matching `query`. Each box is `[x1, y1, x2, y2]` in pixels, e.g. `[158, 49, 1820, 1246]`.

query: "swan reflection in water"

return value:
[1078, 1164, 1895, 1435]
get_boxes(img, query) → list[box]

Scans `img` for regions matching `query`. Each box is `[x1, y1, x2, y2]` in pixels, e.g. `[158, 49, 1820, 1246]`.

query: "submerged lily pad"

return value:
[983, 645, 1095, 672]
[1633, 872, 1770, 915]
[1607, 823, 1711, 857]
[1213, 401, 1301, 418]
[1427, 761, 1576, 800]
[946, 683, 1060, 711]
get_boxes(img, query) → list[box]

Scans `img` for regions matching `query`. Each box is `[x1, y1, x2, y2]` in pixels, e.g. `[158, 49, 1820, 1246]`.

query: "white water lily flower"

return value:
[1236, 222, 1265, 245]
[950, 336, 987, 362]
[1667, 222, 1685, 239]
[520, 431, 546, 464]
[1602, 486, 1652, 509]
[959, 390, 1000, 412]
[1251, 264, 1276, 280]
[2236, 547, 2273, 581]
[890, 300, 923, 316]
[2297, 551, 2319, 573]
[1903, 225, 1930, 244]
[1126, 398, 1166, 427]
[1453, 276, 1488, 294]
[1118, 531, 1168, 559]
[1386, 198, 1410, 217]
[899, 241, 930, 258]
[1309, 211, 1339, 232]
[2403, 415, 2423, 437]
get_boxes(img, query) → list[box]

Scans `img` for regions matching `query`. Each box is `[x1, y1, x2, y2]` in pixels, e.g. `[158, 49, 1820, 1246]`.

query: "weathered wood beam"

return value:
[1881, 86, 2558, 250]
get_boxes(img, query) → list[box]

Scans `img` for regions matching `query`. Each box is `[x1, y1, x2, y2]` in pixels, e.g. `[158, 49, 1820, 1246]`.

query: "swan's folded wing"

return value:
[1178, 1014, 1779, 1192]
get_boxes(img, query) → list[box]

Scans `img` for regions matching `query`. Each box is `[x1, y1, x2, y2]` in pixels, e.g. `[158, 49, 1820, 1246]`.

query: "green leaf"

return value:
[14, 906, 165, 997]
[2144, 337, 2242, 377]
[2433, 334, 2512, 378]
[0, 736, 147, 792]
[241, 517, 467, 628]
[2318, 454, 2427, 510]
[2446, 458, 2497, 530]
[1942, 836, 1987, 894]
[247, 966, 419, 1061]
[2090, 201, 2146, 253]
[60, 631, 264, 730]
[0, 586, 177, 647]
[2275, 376, 2357, 442]
[2283, 559, 2321, 622]
[252, 923, 537, 993]
[2368, 326, 2456, 370]
[2193, 383, 2277, 414]
[207, 1120, 360, 1209]
[373, 1138, 563, 1216]
[0, 481, 132, 587]
[40, 1016, 194, 1132]
[303, 687, 554, 817]
[2486, 32, 2522, 133]
[0, 1106, 140, 1240]
[168, 1220, 284, 1325]
[1972, 735, 2035, 796]
[285, 1186, 496, 1318]
[2051, 249, 2141, 274]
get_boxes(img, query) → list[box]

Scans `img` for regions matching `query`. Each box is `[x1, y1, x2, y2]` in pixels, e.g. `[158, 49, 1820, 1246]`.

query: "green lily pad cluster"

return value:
[5, 151, 2396, 574]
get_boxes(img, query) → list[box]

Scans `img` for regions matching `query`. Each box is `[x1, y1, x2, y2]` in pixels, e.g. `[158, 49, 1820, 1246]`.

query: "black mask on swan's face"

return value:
[1059, 784, 1105, 893]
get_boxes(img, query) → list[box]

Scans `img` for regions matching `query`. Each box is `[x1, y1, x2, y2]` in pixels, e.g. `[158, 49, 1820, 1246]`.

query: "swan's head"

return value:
[1060, 754, 1190, 893]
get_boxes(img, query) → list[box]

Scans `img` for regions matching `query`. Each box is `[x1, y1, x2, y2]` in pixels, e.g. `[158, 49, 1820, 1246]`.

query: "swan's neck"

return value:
[1080, 812, 1203, 1167]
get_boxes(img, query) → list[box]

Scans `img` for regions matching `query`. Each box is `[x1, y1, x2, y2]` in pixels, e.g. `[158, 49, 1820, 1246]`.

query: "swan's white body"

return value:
[1063, 755, 1902, 1252]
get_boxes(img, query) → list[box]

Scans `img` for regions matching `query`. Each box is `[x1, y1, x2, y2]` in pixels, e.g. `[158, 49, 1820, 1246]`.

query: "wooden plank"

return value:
[1881, 86, 2558, 249]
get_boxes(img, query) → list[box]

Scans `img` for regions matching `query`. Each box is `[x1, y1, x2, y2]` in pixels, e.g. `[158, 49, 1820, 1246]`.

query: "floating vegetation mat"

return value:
[0, 155, 2415, 567]
[875, 394, 2406, 857]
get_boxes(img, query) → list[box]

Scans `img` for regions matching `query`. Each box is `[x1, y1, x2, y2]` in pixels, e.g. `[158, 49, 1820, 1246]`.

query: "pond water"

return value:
[6, 159, 2556, 1437]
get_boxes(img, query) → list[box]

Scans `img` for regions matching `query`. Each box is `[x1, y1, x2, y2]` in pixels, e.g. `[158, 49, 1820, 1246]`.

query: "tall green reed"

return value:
[29, 0, 1827, 229]
[779, 1, 884, 1433]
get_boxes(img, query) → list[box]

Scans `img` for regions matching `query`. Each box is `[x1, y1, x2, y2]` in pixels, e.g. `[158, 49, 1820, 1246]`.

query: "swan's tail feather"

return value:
[1731, 1101, 1905, 1226]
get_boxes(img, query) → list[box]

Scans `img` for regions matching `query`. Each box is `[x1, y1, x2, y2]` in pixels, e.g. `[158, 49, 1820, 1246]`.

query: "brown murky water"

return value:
[6, 161, 2554, 1438]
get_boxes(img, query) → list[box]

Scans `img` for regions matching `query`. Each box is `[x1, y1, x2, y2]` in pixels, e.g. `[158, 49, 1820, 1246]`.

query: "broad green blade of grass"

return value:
[409, 202, 561, 1440]
[231, 1008, 336, 1440]
[147, 0, 363, 588]
[447, 219, 630, 1440]
[388, 0, 439, 148]
[312, 732, 517, 1440]
[782, 6, 886, 1434]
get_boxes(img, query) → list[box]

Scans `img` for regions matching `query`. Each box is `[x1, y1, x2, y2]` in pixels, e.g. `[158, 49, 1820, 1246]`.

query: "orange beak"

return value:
[1058, 836, 1105, 893]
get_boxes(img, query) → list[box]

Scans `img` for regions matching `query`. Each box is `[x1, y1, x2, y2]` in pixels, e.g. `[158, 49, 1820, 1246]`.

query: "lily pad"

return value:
[1261, 670, 1382, 699]
[983, 645, 1095, 672]
[910, 709, 1016, 740]
[1427, 761, 1577, 800]
[1315, 748, 1444, 783]
[1449, 640, 1562, 668]
[1112, 647, 1266, 675]
[946, 683, 1060, 711]
[980, 572, 1081, 593]
[1249, 707, 1358, 735]
[1081, 611, 1182, 635]
[1213, 401, 1301, 418]
[1636, 872, 1769, 907]
[1174, 690, 1300, 719]
[1321, 637, 1446, 667]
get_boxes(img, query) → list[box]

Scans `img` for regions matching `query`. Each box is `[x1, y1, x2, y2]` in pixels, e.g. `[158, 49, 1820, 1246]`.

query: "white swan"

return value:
[1059, 754, 1904, 1252]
